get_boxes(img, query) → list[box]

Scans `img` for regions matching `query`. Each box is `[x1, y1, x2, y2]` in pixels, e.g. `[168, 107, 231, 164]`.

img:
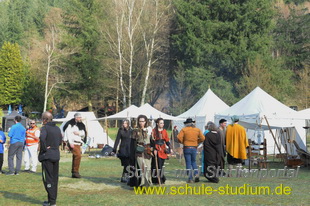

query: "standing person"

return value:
[128, 115, 153, 187]
[217, 119, 227, 170]
[113, 119, 132, 183]
[151, 118, 170, 184]
[0, 127, 6, 174]
[171, 126, 181, 150]
[177, 118, 205, 183]
[203, 122, 221, 183]
[7, 115, 26, 175]
[201, 121, 212, 174]
[226, 115, 249, 170]
[64, 113, 87, 178]
[39, 112, 62, 206]
[24, 120, 40, 173]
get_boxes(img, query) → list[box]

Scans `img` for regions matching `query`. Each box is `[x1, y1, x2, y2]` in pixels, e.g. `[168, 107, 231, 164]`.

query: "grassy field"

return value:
[1, 127, 309, 205]
[1, 148, 310, 206]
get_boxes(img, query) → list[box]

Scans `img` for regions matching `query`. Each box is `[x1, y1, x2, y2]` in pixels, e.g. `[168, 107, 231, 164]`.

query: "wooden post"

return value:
[248, 139, 251, 170]
[264, 115, 284, 162]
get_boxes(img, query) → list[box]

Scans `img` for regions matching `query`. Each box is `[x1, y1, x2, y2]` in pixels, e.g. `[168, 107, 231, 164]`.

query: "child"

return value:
[0, 127, 6, 174]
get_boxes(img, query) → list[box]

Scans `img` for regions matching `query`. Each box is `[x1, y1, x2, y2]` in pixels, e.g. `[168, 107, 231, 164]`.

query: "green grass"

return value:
[107, 127, 119, 141]
[1, 150, 310, 206]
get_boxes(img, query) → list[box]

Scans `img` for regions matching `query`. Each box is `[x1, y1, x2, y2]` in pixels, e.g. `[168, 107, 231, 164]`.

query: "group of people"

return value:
[1, 111, 249, 205]
[113, 115, 249, 186]
[113, 115, 171, 187]
[177, 116, 248, 183]
[0, 112, 87, 206]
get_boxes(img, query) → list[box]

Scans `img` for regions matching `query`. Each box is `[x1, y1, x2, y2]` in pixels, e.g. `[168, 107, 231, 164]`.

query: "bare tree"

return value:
[125, 0, 146, 106]
[100, 0, 171, 108]
[140, 0, 171, 105]
[42, 8, 77, 112]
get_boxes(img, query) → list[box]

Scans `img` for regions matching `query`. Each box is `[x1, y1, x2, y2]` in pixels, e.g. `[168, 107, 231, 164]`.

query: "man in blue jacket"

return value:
[7, 115, 26, 175]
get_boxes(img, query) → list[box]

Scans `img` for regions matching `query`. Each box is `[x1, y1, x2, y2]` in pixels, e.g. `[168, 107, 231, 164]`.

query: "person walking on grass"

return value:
[203, 122, 222, 183]
[113, 119, 132, 183]
[151, 118, 171, 184]
[177, 118, 205, 183]
[63, 113, 87, 178]
[7, 115, 26, 175]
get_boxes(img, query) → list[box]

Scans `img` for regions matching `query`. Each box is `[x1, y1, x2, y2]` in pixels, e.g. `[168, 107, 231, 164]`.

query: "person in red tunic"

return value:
[151, 118, 170, 184]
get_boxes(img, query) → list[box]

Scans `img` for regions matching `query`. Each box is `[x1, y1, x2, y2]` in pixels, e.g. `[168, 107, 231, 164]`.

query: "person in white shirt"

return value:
[63, 113, 87, 178]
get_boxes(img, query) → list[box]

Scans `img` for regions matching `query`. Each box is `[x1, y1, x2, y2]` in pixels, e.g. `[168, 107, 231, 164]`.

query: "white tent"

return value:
[299, 108, 310, 115]
[96, 103, 180, 121]
[95, 105, 139, 120]
[174, 88, 230, 131]
[54, 111, 114, 148]
[134, 103, 181, 120]
[215, 87, 307, 155]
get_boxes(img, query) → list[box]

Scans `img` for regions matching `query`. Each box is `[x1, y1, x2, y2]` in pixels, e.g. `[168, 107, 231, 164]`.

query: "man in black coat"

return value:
[39, 112, 62, 206]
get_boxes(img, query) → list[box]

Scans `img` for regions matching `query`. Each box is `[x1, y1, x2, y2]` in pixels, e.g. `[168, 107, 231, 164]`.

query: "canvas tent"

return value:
[95, 105, 139, 120]
[214, 87, 307, 155]
[2, 111, 27, 132]
[299, 108, 310, 115]
[298, 108, 310, 141]
[174, 88, 230, 131]
[133, 103, 180, 120]
[95, 103, 180, 121]
[54, 112, 114, 148]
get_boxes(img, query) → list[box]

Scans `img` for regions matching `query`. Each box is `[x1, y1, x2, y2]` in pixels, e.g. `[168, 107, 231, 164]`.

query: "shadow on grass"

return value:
[82, 176, 134, 190]
[0, 190, 42, 205]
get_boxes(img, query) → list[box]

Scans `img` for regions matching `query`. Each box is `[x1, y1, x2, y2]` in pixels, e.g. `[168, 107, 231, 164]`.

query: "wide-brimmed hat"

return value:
[184, 118, 195, 124]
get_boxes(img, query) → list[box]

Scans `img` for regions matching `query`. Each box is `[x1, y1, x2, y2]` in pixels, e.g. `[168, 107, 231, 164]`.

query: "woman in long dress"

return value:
[203, 122, 221, 183]
[151, 118, 170, 184]
[113, 120, 132, 183]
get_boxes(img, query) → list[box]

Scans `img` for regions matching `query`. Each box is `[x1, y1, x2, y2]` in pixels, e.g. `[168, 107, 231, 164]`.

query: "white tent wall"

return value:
[173, 88, 229, 132]
[96, 104, 180, 121]
[95, 105, 139, 120]
[173, 116, 206, 132]
[214, 113, 307, 155]
[214, 87, 307, 156]
[58, 112, 114, 148]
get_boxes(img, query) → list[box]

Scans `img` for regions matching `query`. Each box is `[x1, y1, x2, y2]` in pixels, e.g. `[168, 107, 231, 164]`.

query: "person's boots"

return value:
[72, 172, 81, 178]
[120, 173, 127, 183]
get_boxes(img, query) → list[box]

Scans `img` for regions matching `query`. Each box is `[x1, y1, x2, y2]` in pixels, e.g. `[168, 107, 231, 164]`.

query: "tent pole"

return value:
[105, 114, 109, 145]
[273, 129, 278, 162]
[264, 115, 284, 161]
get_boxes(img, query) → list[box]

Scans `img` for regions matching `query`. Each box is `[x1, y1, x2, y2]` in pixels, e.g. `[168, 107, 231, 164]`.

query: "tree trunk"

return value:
[43, 44, 52, 113]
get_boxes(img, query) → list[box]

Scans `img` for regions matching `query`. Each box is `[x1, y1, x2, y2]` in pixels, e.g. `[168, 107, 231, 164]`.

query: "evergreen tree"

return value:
[170, 0, 276, 106]
[0, 42, 25, 105]
[0, 1, 9, 47]
[61, 0, 104, 110]
[274, 7, 309, 72]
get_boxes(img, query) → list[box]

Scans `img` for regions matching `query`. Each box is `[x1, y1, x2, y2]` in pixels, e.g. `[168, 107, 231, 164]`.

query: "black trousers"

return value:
[0, 153, 3, 171]
[42, 160, 59, 205]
